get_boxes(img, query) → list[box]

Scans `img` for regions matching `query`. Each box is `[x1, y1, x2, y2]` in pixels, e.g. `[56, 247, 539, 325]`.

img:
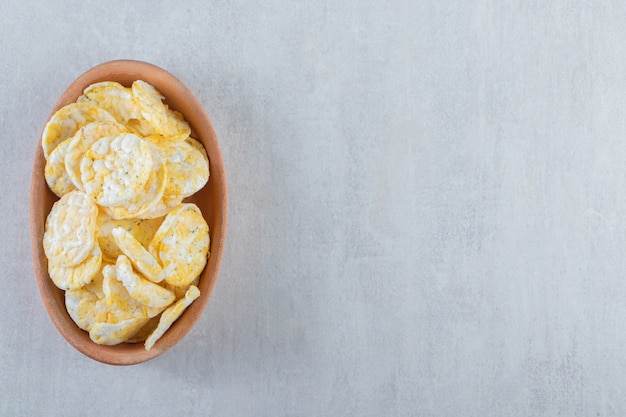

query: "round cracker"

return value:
[150, 203, 210, 286]
[43, 191, 98, 267]
[45, 137, 76, 197]
[102, 140, 167, 219]
[157, 138, 209, 197]
[41, 102, 116, 159]
[65, 121, 127, 191]
[77, 81, 141, 124]
[48, 244, 102, 290]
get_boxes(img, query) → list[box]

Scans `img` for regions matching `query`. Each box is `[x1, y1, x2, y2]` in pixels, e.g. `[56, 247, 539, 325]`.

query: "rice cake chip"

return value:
[156, 137, 209, 197]
[80, 133, 153, 207]
[88, 267, 160, 345]
[144, 285, 200, 351]
[97, 211, 163, 263]
[65, 121, 127, 191]
[65, 288, 100, 331]
[44, 137, 76, 197]
[102, 141, 166, 219]
[132, 80, 190, 143]
[90, 317, 150, 346]
[77, 81, 141, 124]
[43, 191, 98, 267]
[48, 244, 102, 290]
[111, 227, 164, 282]
[115, 255, 174, 308]
[150, 203, 210, 286]
[42, 102, 116, 159]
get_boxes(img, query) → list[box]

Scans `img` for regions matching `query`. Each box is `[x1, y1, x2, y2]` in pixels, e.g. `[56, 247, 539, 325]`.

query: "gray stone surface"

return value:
[2, 0, 625, 415]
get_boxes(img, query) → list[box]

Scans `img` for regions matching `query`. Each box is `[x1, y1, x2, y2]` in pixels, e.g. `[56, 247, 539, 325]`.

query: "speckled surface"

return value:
[2, 1, 626, 415]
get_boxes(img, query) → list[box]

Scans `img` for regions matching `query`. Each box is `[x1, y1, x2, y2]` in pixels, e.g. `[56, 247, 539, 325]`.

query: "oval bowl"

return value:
[30, 60, 227, 365]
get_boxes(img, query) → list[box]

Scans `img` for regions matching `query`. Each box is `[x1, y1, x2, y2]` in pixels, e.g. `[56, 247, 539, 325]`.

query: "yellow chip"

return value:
[111, 227, 164, 282]
[97, 265, 164, 321]
[48, 243, 102, 290]
[65, 121, 127, 191]
[80, 133, 154, 207]
[89, 266, 161, 345]
[157, 138, 209, 197]
[144, 285, 200, 351]
[115, 255, 174, 308]
[149, 203, 210, 286]
[44, 137, 76, 197]
[77, 81, 141, 124]
[43, 191, 98, 267]
[90, 317, 150, 346]
[102, 141, 166, 219]
[65, 288, 99, 331]
[41, 102, 116, 159]
[97, 211, 163, 263]
[132, 80, 190, 143]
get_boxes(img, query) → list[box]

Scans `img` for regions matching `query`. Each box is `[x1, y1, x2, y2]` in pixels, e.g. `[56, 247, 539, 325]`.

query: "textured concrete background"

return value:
[2, 0, 626, 415]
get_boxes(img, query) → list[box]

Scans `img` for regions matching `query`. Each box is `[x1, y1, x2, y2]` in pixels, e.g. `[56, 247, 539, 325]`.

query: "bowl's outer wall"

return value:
[30, 60, 227, 365]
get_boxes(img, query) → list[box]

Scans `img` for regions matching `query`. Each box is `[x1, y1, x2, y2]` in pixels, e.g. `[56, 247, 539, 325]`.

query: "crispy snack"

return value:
[112, 227, 164, 282]
[102, 140, 166, 219]
[80, 133, 154, 207]
[44, 137, 76, 197]
[65, 121, 127, 191]
[150, 203, 210, 286]
[115, 255, 174, 308]
[77, 81, 141, 124]
[48, 244, 102, 290]
[132, 80, 190, 142]
[156, 137, 209, 198]
[43, 191, 98, 267]
[145, 285, 200, 351]
[65, 288, 100, 331]
[88, 265, 164, 345]
[97, 211, 162, 263]
[42, 102, 116, 159]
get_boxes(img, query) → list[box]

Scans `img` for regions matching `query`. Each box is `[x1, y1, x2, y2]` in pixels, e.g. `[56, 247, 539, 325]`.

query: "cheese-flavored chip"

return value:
[112, 227, 164, 282]
[97, 211, 163, 262]
[102, 141, 166, 219]
[65, 121, 127, 191]
[48, 244, 102, 290]
[150, 203, 210, 286]
[157, 138, 209, 197]
[43, 191, 98, 267]
[132, 80, 190, 142]
[77, 81, 141, 124]
[44, 137, 76, 197]
[80, 133, 153, 207]
[90, 317, 150, 346]
[42, 102, 116, 159]
[99, 265, 163, 320]
[115, 255, 174, 308]
[65, 288, 99, 331]
[145, 285, 200, 351]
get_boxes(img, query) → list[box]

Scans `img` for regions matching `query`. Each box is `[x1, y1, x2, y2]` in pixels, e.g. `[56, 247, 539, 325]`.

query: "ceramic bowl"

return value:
[30, 60, 227, 365]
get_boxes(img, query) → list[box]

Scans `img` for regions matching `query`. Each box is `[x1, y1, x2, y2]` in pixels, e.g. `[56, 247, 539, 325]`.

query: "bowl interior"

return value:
[30, 60, 227, 365]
